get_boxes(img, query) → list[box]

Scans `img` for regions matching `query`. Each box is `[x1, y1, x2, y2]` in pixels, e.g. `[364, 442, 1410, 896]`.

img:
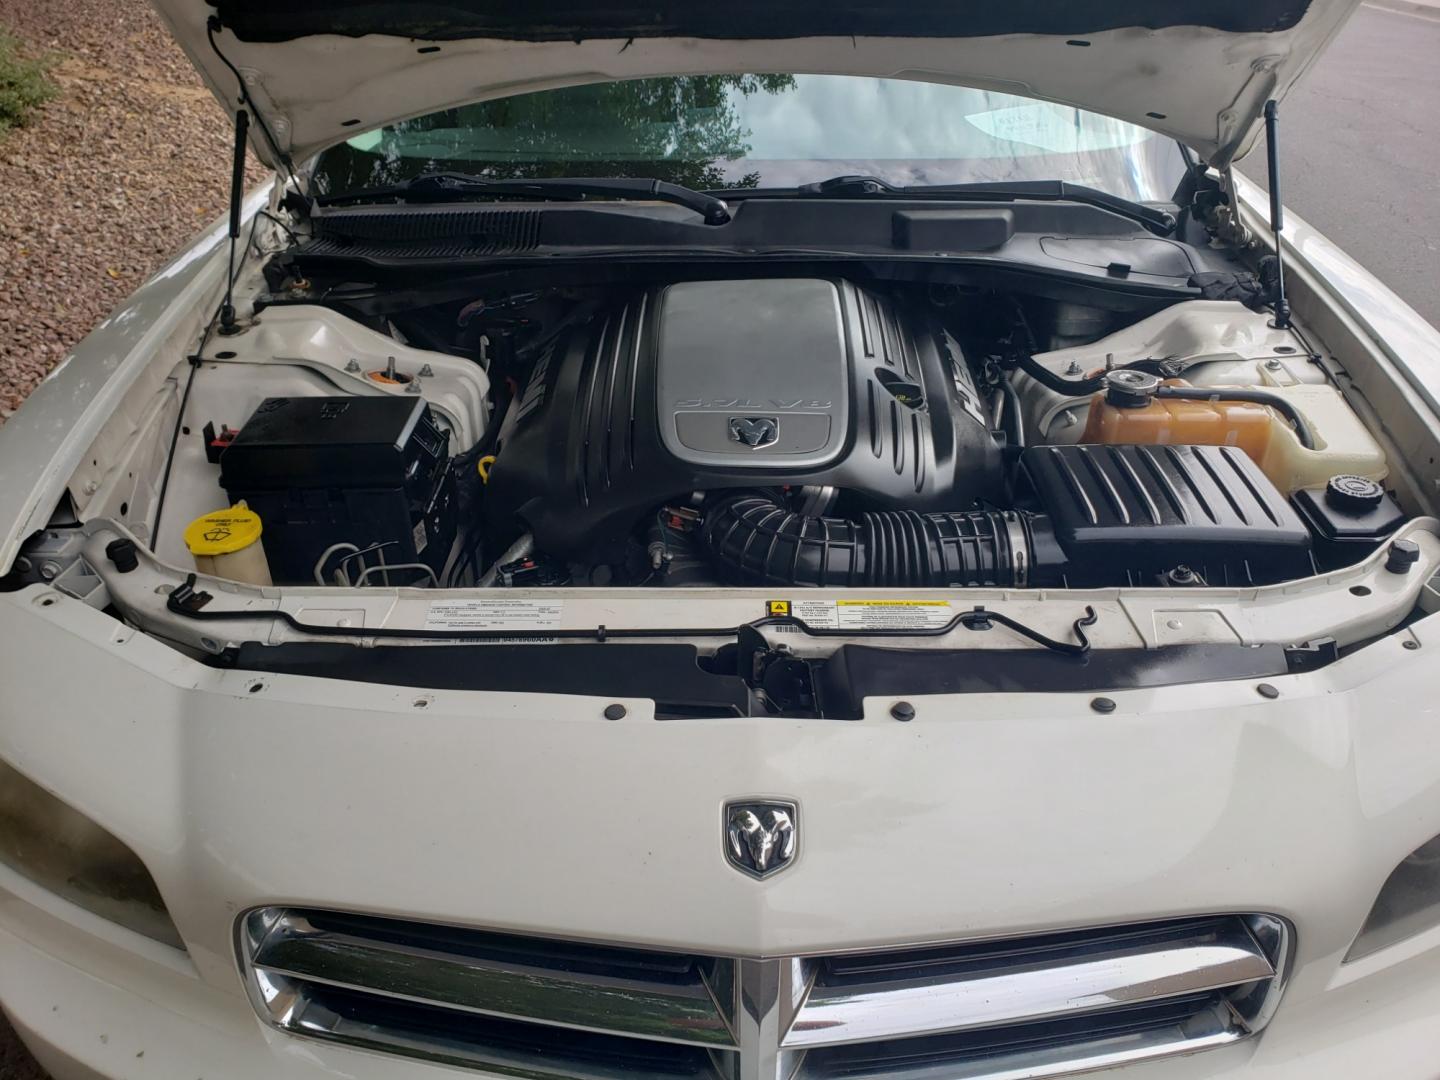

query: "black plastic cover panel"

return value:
[225, 643, 750, 718]
[1022, 443, 1314, 586]
[220, 396, 455, 585]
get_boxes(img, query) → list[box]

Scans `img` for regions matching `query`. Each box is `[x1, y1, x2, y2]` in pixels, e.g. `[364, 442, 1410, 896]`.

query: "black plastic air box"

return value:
[219, 396, 455, 585]
[1021, 443, 1315, 586]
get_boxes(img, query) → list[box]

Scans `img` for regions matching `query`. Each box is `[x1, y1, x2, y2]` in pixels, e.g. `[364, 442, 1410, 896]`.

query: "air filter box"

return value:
[1021, 443, 1315, 586]
[219, 395, 455, 585]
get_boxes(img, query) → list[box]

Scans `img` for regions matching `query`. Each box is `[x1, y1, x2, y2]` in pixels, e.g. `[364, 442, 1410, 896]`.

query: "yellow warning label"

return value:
[767, 600, 791, 617]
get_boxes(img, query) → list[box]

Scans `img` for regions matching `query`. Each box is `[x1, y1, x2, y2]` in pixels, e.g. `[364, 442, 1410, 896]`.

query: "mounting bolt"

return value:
[344, 358, 361, 373]
[603, 704, 627, 721]
[890, 701, 916, 722]
[1386, 539, 1421, 575]
[1166, 565, 1199, 587]
[405, 380, 422, 394]
[1404, 639, 1421, 651]
[1264, 357, 1284, 371]
[1065, 360, 1083, 375]
[418, 363, 434, 377]
[1090, 697, 1117, 714]
[1257, 683, 1280, 699]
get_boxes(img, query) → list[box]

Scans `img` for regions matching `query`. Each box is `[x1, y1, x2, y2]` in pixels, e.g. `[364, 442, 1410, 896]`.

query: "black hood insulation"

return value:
[213, 1, 1311, 43]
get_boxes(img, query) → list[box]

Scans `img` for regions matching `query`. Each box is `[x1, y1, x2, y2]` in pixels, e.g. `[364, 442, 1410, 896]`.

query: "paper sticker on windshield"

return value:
[783, 599, 953, 631]
[424, 598, 563, 631]
[964, 104, 1147, 154]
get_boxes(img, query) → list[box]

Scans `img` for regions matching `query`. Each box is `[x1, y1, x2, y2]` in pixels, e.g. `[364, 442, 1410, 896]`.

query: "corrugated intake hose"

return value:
[703, 494, 1040, 587]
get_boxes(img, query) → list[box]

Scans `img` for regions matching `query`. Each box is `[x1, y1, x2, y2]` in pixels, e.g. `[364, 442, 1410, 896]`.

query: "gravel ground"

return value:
[0, 3, 260, 1071]
[0, 0, 261, 422]
[0, 1013, 45, 1080]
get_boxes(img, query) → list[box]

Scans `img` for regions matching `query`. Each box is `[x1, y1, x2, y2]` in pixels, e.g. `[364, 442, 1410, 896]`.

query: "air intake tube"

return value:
[703, 494, 1060, 587]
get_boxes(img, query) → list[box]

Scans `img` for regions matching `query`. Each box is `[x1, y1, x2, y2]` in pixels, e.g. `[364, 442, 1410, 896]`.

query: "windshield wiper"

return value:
[315, 171, 733, 225]
[737, 175, 1175, 234]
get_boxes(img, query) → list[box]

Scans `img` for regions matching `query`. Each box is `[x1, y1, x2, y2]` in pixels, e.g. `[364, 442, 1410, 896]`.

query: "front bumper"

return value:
[2, 584, 1440, 1078]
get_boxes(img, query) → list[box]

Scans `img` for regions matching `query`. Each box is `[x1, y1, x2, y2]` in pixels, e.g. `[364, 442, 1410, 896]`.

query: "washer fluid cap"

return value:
[184, 502, 263, 556]
[1325, 474, 1385, 514]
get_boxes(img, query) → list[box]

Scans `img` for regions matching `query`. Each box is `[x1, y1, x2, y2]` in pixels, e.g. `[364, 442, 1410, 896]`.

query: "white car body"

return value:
[5, 2, 1440, 1078]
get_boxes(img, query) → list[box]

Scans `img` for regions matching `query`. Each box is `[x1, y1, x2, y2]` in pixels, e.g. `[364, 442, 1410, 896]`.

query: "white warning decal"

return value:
[424, 598, 564, 631]
[790, 599, 954, 630]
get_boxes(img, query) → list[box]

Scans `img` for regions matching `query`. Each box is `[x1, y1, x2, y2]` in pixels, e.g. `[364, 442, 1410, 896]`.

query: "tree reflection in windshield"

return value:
[315, 75, 797, 194]
[313, 74, 1184, 203]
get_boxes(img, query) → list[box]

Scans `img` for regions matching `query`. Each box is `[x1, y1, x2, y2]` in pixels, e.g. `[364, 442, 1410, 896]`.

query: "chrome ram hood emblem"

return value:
[724, 800, 798, 878]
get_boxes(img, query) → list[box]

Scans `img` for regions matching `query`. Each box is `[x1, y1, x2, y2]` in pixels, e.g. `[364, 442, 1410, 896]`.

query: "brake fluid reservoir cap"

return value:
[1325, 474, 1385, 513]
[183, 502, 263, 555]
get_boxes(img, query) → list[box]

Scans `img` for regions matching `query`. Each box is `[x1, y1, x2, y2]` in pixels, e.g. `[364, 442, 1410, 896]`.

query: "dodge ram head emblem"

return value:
[725, 800, 798, 878]
[728, 416, 779, 448]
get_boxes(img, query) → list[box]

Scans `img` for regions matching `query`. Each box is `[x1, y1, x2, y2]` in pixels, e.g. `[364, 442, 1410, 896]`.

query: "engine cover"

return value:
[487, 278, 1005, 560]
[657, 279, 851, 469]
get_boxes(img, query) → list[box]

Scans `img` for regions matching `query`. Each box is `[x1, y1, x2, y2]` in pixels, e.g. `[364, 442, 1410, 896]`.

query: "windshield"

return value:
[312, 74, 1187, 204]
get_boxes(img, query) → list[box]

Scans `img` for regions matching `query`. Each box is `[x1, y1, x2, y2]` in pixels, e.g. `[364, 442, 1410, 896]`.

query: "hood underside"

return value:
[158, 0, 1359, 173]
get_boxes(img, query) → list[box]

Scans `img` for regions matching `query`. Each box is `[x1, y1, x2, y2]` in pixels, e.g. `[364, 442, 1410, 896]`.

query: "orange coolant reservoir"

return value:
[1079, 372, 1274, 460]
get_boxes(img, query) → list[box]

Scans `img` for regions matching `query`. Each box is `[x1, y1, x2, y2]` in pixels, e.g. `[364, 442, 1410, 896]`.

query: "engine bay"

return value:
[122, 268, 1404, 596]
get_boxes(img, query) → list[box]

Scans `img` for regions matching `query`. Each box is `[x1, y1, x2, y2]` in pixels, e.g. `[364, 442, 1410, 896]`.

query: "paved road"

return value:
[1241, 3, 1440, 328]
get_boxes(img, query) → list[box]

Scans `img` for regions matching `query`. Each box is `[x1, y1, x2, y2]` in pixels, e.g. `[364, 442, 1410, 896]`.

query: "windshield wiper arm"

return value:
[755, 175, 1174, 234]
[795, 174, 900, 196]
[317, 172, 733, 225]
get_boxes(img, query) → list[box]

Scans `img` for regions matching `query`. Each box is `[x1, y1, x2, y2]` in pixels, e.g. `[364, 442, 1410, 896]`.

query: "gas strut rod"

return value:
[219, 107, 249, 335]
[1263, 99, 1291, 329]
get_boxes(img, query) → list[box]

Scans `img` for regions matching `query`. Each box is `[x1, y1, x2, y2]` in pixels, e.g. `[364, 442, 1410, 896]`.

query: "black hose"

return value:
[1011, 351, 1109, 396]
[1008, 351, 1192, 398]
[1008, 353, 1319, 451]
[703, 494, 1039, 587]
[149, 356, 200, 552]
[166, 573, 1096, 650]
[998, 378, 1026, 450]
[1155, 386, 1317, 450]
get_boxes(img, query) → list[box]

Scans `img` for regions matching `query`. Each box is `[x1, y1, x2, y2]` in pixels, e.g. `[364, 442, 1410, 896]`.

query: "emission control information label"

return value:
[424, 598, 564, 631]
[771, 599, 954, 630]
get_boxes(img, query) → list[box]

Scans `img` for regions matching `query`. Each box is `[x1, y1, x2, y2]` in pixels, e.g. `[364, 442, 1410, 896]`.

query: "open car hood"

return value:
[155, 0, 1360, 173]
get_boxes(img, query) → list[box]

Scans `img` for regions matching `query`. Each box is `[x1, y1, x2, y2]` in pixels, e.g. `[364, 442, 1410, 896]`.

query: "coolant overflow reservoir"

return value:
[1081, 375, 1273, 463]
[183, 502, 272, 585]
[1080, 375, 1387, 494]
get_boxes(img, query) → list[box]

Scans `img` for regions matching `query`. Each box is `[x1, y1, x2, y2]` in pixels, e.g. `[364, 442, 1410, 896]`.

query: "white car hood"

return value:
[156, 0, 1360, 173]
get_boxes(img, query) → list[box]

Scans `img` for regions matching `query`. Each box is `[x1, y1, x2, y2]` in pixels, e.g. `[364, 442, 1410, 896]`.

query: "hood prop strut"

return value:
[206, 14, 301, 334]
[219, 107, 248, 335]
[1263, 99, 1290, 330]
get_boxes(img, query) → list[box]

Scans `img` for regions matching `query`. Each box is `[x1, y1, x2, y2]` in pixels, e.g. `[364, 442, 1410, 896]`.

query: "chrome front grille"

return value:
[240, 910, 1290, 1080]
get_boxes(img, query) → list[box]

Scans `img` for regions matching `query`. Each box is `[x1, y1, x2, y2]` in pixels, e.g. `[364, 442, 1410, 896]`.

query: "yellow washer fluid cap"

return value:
[184, 503, 263, 556]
